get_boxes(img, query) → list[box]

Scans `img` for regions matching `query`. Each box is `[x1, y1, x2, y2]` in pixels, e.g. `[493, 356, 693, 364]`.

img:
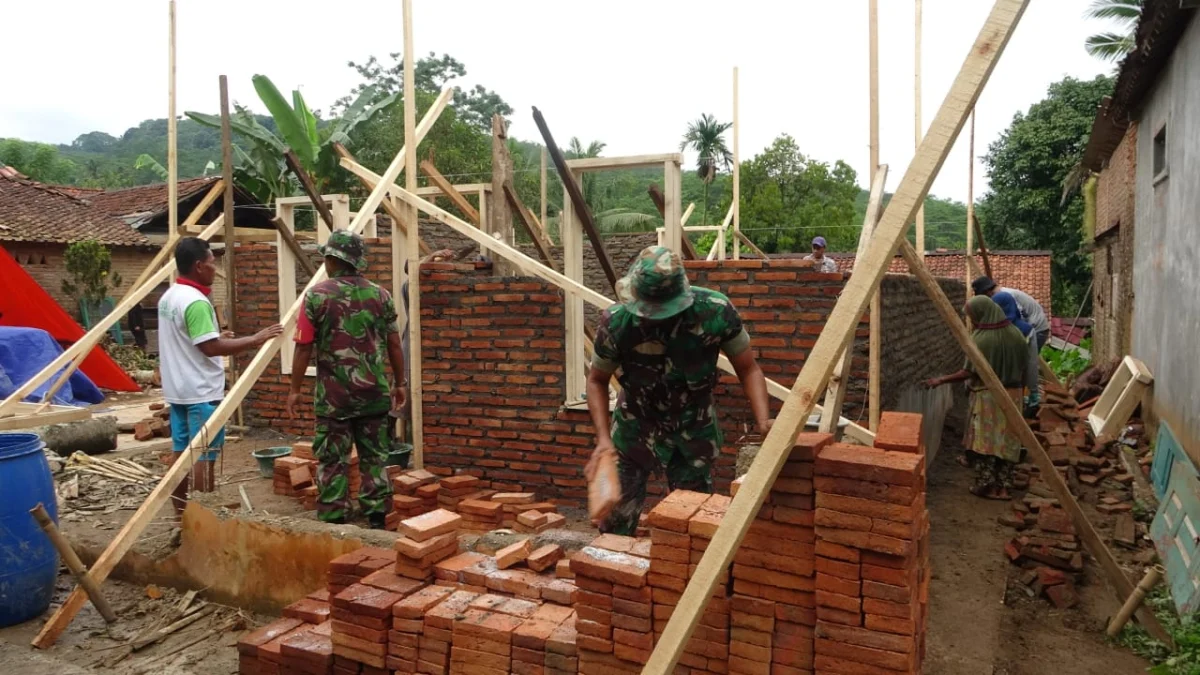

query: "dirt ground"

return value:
[2, 408, 1156, 674]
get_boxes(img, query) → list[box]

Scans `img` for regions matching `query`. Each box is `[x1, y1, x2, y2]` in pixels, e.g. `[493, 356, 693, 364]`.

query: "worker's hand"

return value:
[921, 377, 942, 389]
[221, 330, 235, 339]
[585, 441, 616, 483]
[253, 324, 285, 345]
[286, 391, 301, 419]
[756, 418, 774, 435]
[391, 385, 408, 411]
[433, 248, 455, 261]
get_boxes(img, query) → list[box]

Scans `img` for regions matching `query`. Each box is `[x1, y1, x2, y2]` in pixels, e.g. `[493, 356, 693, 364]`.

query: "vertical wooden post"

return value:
[663, 160, 682, 254]
[491, 115, 514, 276]
[402, 0, 423, 468]
[563, 171, 585, 402]
[220, 74, 242, 426]
[732, 66, 741, 260]
[167, 0, 178, 238]
[966, 108, 975, 304]
[869, 0, 882, 431]
[540, 147, 548, 239]
[914, 0, 925, 259]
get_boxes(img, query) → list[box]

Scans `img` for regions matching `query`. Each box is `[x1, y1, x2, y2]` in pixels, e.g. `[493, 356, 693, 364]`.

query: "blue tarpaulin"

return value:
[0, 327, 104, 407]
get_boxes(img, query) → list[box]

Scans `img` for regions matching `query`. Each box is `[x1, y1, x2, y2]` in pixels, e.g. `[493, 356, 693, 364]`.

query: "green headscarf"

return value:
[964, 295, 1029, 388]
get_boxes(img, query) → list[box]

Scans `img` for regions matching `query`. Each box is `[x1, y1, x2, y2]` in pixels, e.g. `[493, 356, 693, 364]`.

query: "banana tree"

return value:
[186, 74, 398, 204]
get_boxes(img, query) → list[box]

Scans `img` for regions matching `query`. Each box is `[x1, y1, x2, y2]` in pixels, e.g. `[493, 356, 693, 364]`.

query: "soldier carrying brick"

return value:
[287, 230, 408, 527]
[584, 245, 774, 535]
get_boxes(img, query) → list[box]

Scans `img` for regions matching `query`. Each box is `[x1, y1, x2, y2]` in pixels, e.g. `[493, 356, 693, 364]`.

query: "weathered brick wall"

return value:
[878, 274, 968, 430]
[1093, 123, 1137, 363]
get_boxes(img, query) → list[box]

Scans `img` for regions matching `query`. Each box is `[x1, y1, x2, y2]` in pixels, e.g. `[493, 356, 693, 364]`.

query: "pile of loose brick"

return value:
[128, 402, 171, 442]
[240, 411, 930, 675]
[998, 382, 1153, 610]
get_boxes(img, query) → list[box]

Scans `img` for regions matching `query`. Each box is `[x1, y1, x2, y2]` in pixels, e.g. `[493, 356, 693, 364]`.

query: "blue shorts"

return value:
[169, 402, 225, 462]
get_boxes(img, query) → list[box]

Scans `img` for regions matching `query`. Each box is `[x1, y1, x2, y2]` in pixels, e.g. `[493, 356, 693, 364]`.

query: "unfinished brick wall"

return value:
[878, 273, 966, 418]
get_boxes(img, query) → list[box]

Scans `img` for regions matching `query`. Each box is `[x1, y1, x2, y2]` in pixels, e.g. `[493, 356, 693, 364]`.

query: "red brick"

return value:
[570, 547, 649, 588]
[814, 637, 914, 671]
[542, 579, 577, 605]
[815, 492, 922, 524]
[815, 621, 915, 653]
[815, 605, 862, 627]
[647, 490, 710, 532]
[282, 598, 330, 625]
[396, 531, 459, 559]
[814, 556, 860, 580]
[859, 551, 913, 571]
[435, 551, 489, 582]
[813, 476, 918, 506]
[872, 412, 924, 454]
[728, 654, 772, 674]
[400, 509, 462, 541]
[860, 563, 917, 588]
[518, 510, 550, 528]
[816, 572, 860, 597]
[239, 617, 304, 656]
[864, 613, 916, 636]
[815, 527, 913, 557]
[815, 444, 923, 486]
[496, 539, 534, 569]
[394, 586, 456, 619]
[333, 584, 404, 618]
[814, 508, 872, 532]
[861, 597, 916, 621]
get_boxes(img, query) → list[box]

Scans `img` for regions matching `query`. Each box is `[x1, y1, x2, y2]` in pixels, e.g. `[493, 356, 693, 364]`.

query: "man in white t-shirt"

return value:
[803, 236, 839, 273]
[158, 237, 282, 518]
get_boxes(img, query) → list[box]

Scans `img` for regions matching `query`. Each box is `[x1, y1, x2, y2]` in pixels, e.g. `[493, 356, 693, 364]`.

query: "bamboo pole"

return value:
[167, 0, 178, 238]
[402, 0, 423, 469]
[869, 0, 882, 430]
[29, 504, 117, 623]
[967, 108, 975, 303]
[220, 75, 243, 427]
[914, 0, 924, 259]
[732, 66, 741, 260]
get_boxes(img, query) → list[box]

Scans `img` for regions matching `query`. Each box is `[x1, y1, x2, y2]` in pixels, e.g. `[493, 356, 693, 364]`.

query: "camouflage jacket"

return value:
[299, 272, 399, 420]
[592, 287, 751, 429]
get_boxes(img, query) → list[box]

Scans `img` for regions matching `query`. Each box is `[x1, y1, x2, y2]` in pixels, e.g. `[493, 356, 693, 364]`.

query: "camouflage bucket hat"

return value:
[319, 229, 367, 271]
[616, 246, 694, 320]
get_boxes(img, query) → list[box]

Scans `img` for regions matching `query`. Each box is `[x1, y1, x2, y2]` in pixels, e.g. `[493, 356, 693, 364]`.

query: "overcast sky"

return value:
[2, 0, 1118, 206]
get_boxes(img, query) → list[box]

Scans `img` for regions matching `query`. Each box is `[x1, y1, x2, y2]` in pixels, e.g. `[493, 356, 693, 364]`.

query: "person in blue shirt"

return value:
[991, 291, 1040, 417]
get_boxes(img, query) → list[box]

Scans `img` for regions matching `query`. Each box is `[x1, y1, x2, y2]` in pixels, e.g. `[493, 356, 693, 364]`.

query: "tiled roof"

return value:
[84, 176, 218, 224]
[0, 172, 151, 247]
[813, 249, 1054, 316]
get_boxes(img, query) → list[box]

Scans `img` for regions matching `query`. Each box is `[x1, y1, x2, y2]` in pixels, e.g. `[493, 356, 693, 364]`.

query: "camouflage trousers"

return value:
[314, 414, 393, 523]
[600, 406, 723, 536]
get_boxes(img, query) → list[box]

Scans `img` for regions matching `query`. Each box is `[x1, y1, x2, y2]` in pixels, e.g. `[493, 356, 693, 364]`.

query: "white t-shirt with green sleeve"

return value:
[157, 284, 225, 405]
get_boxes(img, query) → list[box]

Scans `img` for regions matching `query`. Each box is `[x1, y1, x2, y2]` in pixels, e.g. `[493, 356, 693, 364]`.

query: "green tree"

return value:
[0, 139, 77, 183]
[724, 134, 859, 254]
[1084, 0, 1142, 62]
[978, 75, 1114, 311]
[679, 114, 733, 226]
[62, 239, 121, 308]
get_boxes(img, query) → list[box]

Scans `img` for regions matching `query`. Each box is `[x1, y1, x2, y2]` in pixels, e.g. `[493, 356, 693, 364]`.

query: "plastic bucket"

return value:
[251, 447, 292, 479]
[386, 443, 413, 469]
[0, 433, 59, 627]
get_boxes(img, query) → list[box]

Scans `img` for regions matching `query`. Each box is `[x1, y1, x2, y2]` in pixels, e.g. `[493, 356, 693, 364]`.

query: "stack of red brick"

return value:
[811, 413, 930, 675]
[389, 469, 440, 527]
[570, 536, 653, 673]
[275, 455, 316, 498]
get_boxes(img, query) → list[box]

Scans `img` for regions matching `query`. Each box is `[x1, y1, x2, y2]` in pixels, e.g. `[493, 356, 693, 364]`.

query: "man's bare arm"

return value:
[727, 349, 772, 433]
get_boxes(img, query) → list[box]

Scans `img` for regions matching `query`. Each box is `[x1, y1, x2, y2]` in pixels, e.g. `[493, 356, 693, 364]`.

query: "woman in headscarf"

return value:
[923, 296, 1030, 499]
[991, 291, 1041, 416]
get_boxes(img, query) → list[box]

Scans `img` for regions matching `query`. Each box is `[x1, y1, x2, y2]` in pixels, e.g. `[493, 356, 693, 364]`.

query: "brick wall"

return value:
[1093, 123, 1137, 363]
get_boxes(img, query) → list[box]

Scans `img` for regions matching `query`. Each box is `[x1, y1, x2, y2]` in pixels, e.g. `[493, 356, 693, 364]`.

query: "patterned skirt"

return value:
[963, 387, 1024, 493]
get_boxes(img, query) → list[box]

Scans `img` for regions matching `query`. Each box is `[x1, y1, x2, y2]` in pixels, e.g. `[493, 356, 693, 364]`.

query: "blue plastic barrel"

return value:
[0, 432, 59, 627]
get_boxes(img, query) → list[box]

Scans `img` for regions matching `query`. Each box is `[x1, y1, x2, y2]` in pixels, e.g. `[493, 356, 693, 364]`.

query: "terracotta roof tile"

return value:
[818, 250, 1053, 315]
[85, 176, 218, 222]
[0, 173, 151, 247]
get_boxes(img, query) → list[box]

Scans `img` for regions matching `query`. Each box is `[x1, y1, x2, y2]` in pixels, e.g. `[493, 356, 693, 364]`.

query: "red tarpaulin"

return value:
[0, 246, 139, 391]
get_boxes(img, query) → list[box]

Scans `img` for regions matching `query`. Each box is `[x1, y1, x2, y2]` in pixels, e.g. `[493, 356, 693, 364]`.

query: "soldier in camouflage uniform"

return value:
[287, 230, 408, 527]
[585, 246, 773, 535]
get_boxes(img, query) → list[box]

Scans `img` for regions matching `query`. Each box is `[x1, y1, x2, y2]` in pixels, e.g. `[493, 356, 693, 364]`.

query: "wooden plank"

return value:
[120, 179, 225, 304]
[869, 0, 879, 175]
[370, 166, 873, 445]
[220, 74, 241, 426]
[503, 182, 556, 269]
[647, 184, 699, 260]
[562, 165, 586, 402]
[285, 150, 337, 230]
[732, 66, 741, 260]
[184, 224, 276, 241]
[532, 107, 619, 292]
[29, 88, 454, 650]
[0, 211, 222, 418]
[491, 114, 514, 276]
[819, 165, 888, 433]
[971, 212, 993, 278]
[420, 160, 480, 224]
[735, 231, 766, 259]
[966, 108, 975, 297]
[0, 404, 90, 432]
[333, 143, 432, 256]
[270, 217, 317, 276]
[540, 147, 548, 230]
[32, 351, 88, 414]
[706, 205, 736, 261]
[564, 153, 683, 172]
[402, 0, 423, 469]
[662, 160, 682, 254]
[167, 0, 177, 237]
[913, 0, 924, 259]
[897, 240, 1173, 647]
[644, 3, 1029, 670]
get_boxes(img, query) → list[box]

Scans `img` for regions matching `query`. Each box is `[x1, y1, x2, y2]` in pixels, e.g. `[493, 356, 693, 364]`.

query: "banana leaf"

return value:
[330, 85, 379, 134]
[134, 154, 170, 181]
[292, 89, 319, 151]
[185, 110, 286, 155]
[252, 74, 316, 167]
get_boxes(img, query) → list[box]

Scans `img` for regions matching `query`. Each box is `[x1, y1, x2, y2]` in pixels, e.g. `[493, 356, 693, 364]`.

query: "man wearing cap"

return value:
[585, 246, 773, 535]
[973, 275, 1050, 412]
[804, 236, 838, 273]
[286, 230, 407, 527]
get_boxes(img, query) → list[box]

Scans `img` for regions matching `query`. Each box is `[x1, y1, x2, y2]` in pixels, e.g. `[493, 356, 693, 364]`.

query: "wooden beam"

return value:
[491, 114, 514, 276]
[120, 179, 225, 304]
[503, 182, 557, 269]
[0, 403, 91, 432]
[220, 74, 241, 426]
[966, 108, 976, 298]
[733, 66, 741, 260]
[532, 107, 619, 292]
[644, 3, 1030, 670]
[184, 224, 275, 242]
[0, 211, 223, 418]
[420, 160, 480, 224]
[167, 0, 177, 237]
[30, 504, 117, 623]
[368, 166, 874, 445]
[285, 150, 337, 230]
[914, 0, 925, 259]
[819, 164, 888, 434]
[564, 153, 683, 172]
[540, 147, 548, 231]
[333, 143, 433, 256]
[647, 184, 700, 260]
[898, 240, 1172, 646]
[971, 212, 993, 278]
[32, 351, 88, 414]
[662, 160, 682, 255]
[402, 0, 423, 469]
[29, 87, 455, 649]
[706, 205, 736, 261]
[735, 231, 766, 259]
[869, 0, 881, 431]
[270, 217, 317, 276]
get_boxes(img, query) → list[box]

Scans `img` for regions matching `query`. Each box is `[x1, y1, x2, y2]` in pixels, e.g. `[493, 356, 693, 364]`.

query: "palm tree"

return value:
[541, 137, 656, 236]
[1084, 0, 1143, 62]
[679, 114, 733, 225]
